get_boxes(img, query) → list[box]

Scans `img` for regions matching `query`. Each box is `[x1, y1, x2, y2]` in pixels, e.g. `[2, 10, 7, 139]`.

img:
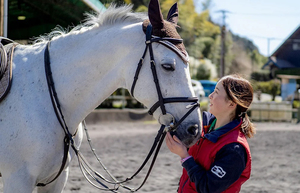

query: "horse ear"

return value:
[148, 0, 164, 30]
[167, 2, 179, 25]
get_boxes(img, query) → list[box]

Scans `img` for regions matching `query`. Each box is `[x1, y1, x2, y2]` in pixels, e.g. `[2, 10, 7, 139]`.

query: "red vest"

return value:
[178, 122, 251, 193]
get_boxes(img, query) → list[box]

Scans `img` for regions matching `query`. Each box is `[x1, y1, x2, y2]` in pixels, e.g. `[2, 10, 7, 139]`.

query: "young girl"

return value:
[166, 74, 256, 193]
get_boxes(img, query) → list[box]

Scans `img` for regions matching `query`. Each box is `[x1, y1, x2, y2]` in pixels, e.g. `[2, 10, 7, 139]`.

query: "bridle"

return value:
[39, 23, 200, 192]
[131, 24, 199, 132]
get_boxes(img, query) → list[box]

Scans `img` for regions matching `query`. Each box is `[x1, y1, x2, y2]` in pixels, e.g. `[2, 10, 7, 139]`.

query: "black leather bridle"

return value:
[131, 24, 200, 132]
[40, 23, 200, 192]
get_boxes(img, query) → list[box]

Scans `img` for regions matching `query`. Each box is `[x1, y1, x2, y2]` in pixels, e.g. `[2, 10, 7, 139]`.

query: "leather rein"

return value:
[40, 23, 200, 192]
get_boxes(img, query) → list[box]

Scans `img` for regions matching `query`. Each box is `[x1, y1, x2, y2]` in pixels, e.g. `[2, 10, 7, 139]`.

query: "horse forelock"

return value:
[142, 19, 187, 58]
[33, 4, 147, 44]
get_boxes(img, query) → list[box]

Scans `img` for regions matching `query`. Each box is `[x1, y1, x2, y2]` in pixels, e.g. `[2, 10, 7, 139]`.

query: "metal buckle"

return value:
[158, 113, 176, 132]
[186, 102, 199, 109]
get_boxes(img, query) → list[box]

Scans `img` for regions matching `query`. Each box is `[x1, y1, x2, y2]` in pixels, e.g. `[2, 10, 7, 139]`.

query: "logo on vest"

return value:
[211, 165, 226, 178]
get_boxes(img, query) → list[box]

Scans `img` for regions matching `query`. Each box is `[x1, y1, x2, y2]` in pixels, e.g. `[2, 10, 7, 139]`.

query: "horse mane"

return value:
[33, 4, 147, 44]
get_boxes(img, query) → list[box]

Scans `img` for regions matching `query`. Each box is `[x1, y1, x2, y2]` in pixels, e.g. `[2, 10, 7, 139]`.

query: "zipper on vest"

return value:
[196, 136, 206, 156]
[197, 135, 205, 145]
[198, 125, 209, 145]
[181, 179, 189, 193]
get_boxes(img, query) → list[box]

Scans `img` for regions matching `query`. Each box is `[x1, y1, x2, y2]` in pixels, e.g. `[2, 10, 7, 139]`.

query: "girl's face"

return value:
[208, 80, 234, 118]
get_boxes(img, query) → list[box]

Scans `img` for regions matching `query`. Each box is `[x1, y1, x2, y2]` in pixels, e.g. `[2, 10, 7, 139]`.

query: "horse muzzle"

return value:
[158, 111, 201, 147]
[173, 122, 201, 147]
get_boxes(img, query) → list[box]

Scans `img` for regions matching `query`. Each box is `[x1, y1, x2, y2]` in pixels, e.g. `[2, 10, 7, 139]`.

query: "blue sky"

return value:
[194, 0, 300, 56]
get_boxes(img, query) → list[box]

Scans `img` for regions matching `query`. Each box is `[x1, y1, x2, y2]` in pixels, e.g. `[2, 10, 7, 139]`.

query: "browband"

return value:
[150, 35, 189, 63]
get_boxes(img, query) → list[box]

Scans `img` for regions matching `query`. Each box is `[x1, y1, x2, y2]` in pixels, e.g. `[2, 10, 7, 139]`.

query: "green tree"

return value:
[195, 64, 211, 80]
[190, 10, 220, 59]
[102, 0, 125, 7]
[105, 0, 266, 80]
[165, 0, 198, 47]
[252, 79, 281, 101]
[201, 0, 213, 11]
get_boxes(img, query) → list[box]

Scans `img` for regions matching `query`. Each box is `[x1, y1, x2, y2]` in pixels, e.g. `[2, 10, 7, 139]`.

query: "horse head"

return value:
[130, 0, 202, 147]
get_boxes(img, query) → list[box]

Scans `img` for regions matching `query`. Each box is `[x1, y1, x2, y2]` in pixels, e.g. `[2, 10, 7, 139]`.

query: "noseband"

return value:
[131, 24, 199, 132]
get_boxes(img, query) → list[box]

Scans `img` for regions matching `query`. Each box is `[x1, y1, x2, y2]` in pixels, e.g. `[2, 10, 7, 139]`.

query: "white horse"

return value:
[0, 0, 202, 192]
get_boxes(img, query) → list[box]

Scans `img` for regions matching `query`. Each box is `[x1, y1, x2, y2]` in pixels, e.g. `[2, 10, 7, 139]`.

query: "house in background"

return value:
[262, 25, 300, 101]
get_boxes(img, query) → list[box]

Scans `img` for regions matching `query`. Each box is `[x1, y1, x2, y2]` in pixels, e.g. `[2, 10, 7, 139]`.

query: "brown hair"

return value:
[221, 74, 256, 138]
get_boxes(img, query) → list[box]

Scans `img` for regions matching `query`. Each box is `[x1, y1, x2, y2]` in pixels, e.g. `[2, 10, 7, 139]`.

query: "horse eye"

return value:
[161, 63, 175, 71]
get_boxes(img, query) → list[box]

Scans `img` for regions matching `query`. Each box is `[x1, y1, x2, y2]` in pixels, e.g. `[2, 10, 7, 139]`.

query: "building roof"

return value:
[262, 25, 300, 70]
[5, 0, 106, 40]
[272, 25, 300, 57]
[262, 57, 298, 69]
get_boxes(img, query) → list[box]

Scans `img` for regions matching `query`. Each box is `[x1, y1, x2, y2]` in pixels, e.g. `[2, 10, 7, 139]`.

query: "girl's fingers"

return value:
[173, 135, 182, 145]
[166, 132, 177, 147]
[173, 135, 179, 142]
[167, 132, 182, 145]
[166, 132, 173, 146]
[166, 132, 173, 141]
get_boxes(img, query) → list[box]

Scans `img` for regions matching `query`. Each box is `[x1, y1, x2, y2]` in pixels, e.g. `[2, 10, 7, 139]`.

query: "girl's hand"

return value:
[165, 132, 189, 159]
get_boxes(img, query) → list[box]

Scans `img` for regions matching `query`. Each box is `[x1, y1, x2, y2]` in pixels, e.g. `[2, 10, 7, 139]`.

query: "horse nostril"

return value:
[187, 124, 199, 136]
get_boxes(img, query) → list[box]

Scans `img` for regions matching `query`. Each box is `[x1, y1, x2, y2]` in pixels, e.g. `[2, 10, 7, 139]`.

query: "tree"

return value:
[104, 0, 266, 80]
[102, 0, 125, 7]
[201, 0, 213, 11]
[195, 64, 211, 80]
[161, 0, 198, 48]
[252, 79, 281, 101]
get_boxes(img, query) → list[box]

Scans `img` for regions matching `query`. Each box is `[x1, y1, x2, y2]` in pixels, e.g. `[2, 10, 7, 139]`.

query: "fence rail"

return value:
[102, 94, 300, 123]
[249, 101, 299, 122]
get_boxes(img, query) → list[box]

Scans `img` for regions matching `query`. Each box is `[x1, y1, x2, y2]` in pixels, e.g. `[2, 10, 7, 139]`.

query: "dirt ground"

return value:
[63, 121, 300, 193]
[1, 121, 300, 193]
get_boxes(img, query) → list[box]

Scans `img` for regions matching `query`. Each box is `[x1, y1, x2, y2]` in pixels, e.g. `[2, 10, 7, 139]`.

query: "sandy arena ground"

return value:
[64, 121, 300, 193]
[1, 121, 300, 193]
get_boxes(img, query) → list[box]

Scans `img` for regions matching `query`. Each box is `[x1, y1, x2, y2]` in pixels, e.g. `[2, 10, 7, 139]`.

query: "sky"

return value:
[194, 0, 300, 56]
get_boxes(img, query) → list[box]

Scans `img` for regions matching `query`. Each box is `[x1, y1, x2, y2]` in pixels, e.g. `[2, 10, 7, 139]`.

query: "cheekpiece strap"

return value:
[146, 24, 153, 42]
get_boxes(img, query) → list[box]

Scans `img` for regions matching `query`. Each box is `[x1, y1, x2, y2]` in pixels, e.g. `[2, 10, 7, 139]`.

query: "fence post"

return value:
[122, 88, 126, 109]
[297, 106, 300, 124]
[298, 89, 300, 123]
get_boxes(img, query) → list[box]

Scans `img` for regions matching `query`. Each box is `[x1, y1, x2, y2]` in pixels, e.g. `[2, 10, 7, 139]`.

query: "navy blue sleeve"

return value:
[182, 143, 247, 193]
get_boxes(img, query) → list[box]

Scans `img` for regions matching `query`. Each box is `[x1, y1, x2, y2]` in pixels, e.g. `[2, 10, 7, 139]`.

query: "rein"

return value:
[37, 42, 75, 187]
[40, 23, 200, 192]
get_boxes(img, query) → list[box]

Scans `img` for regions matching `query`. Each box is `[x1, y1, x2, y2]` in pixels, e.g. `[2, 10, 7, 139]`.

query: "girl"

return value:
[166, 74, 256, 193]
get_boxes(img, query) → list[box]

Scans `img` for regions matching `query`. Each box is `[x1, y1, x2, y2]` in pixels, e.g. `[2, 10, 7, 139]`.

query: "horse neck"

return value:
[48, 22, 144, 128]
